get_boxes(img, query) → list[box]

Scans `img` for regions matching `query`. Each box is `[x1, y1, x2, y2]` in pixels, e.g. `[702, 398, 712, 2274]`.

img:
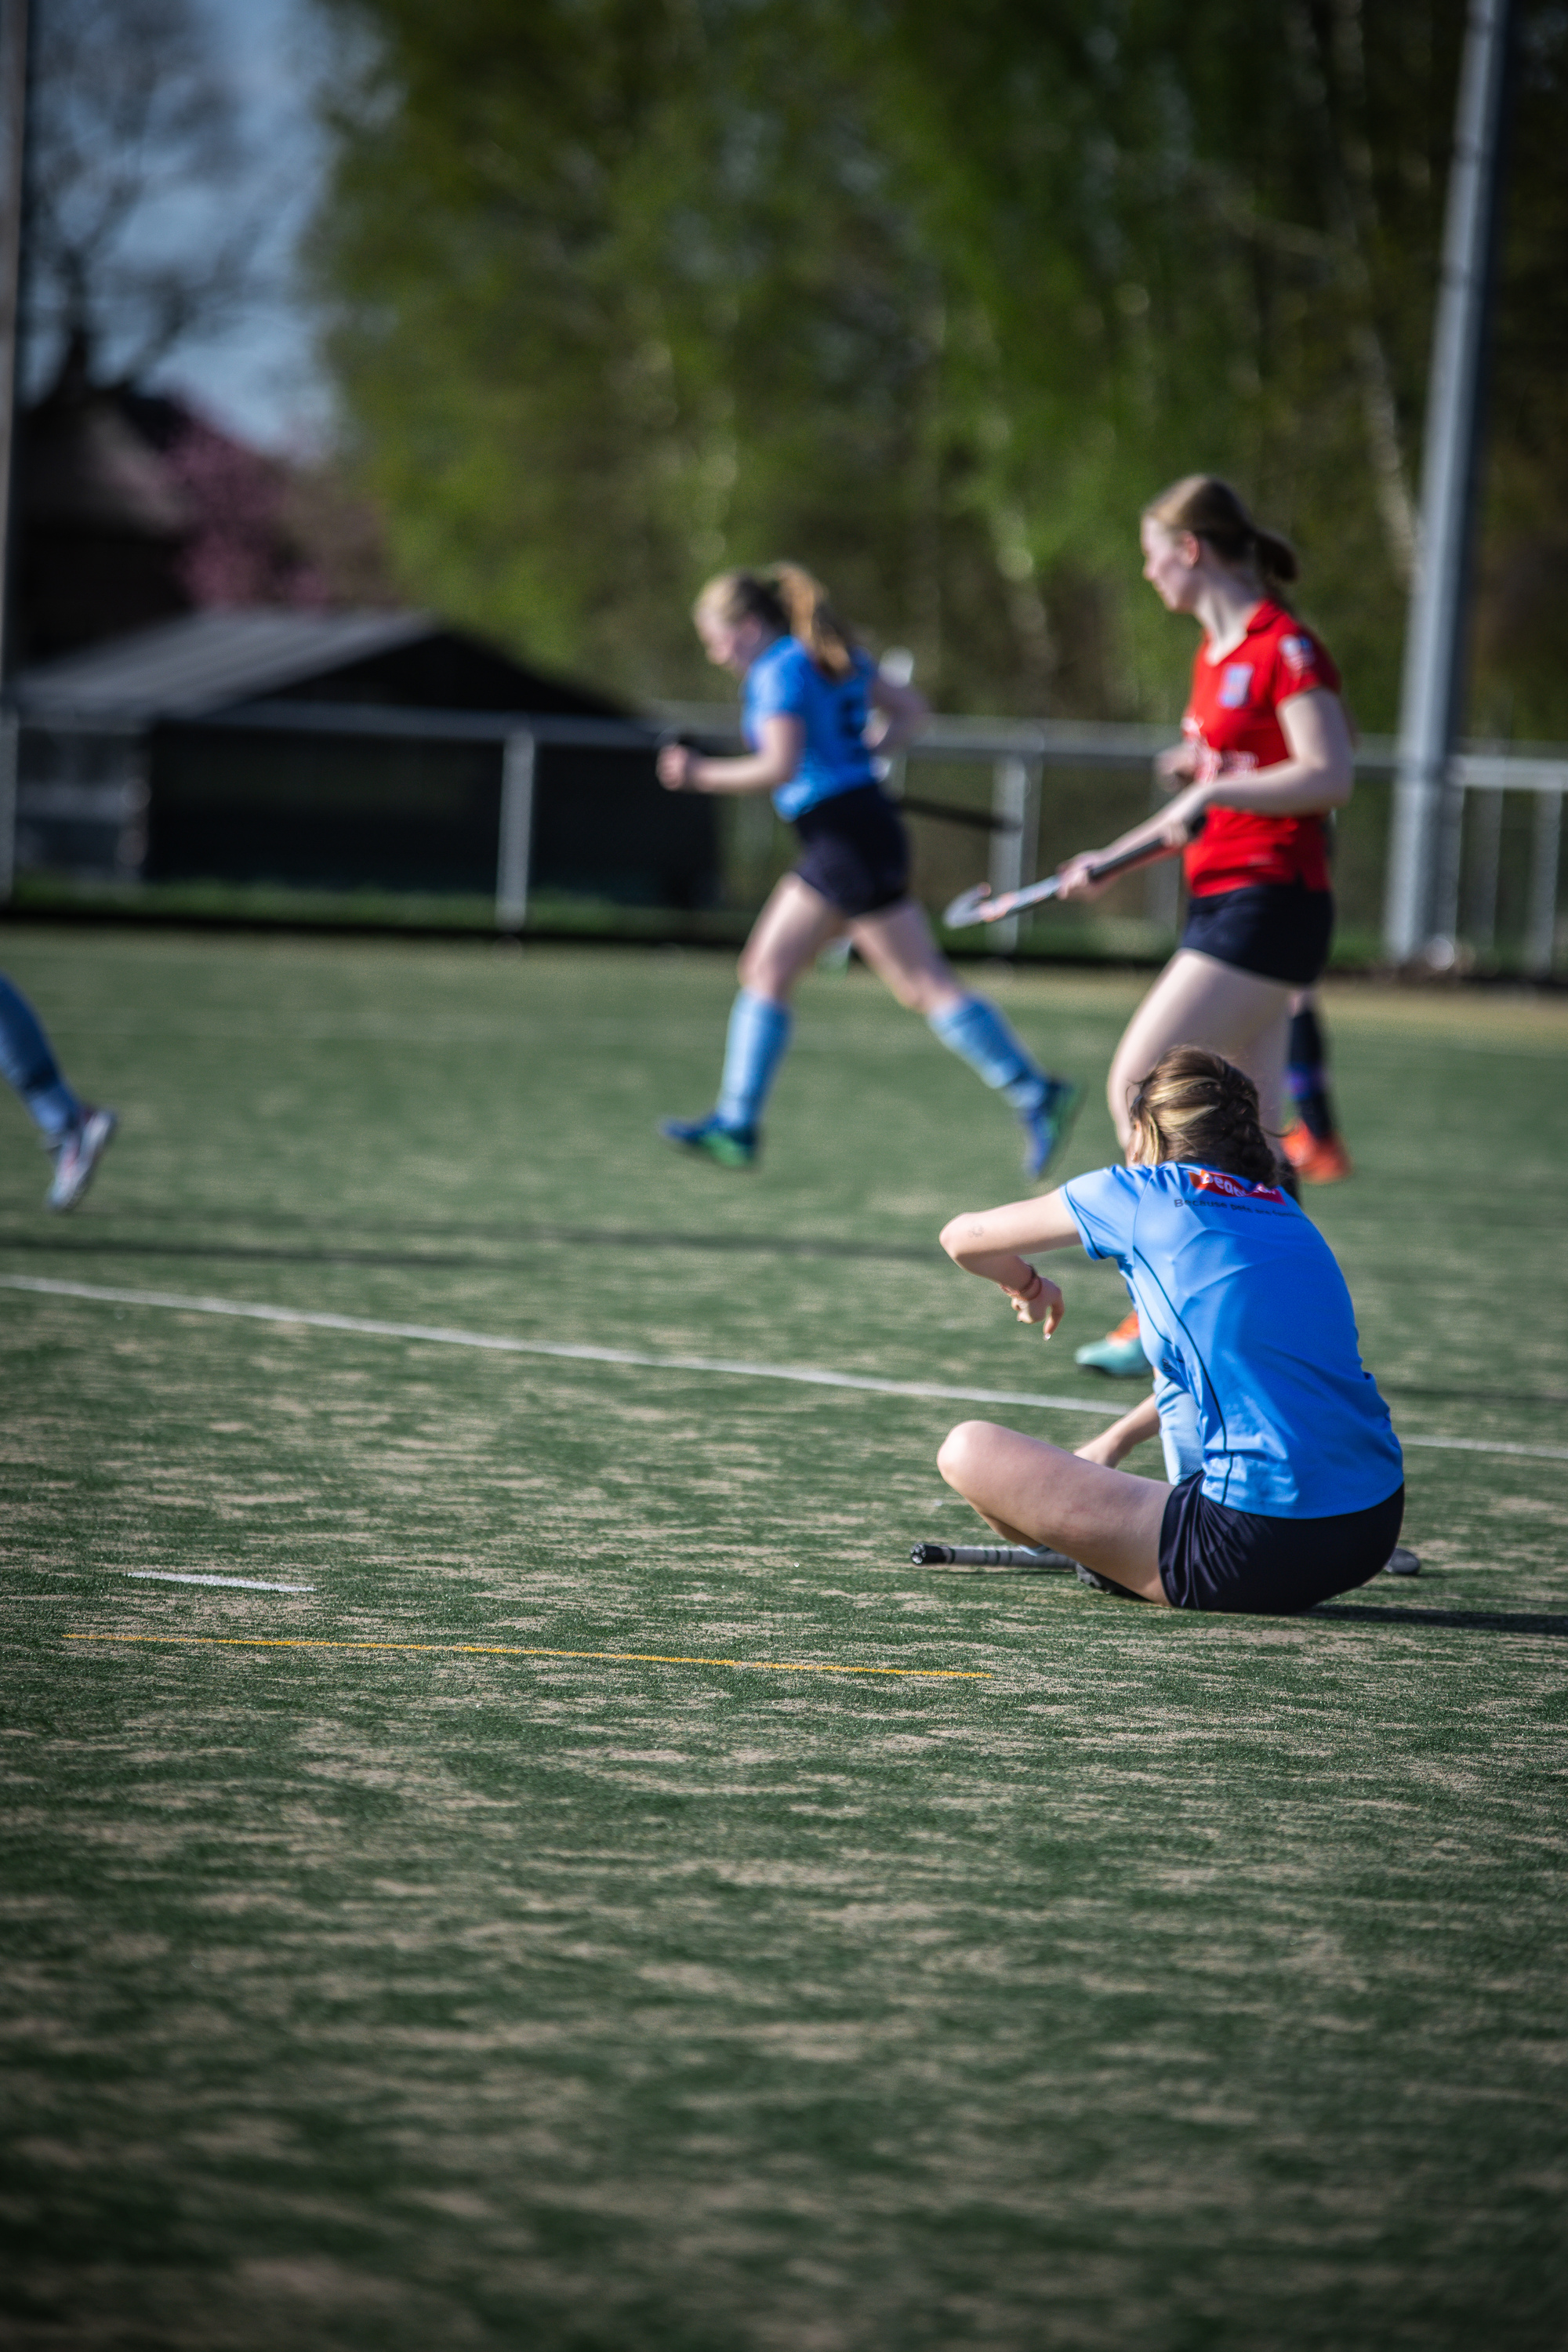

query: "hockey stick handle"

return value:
[910, 1541, 1077, 1570]
[943, 819, 1203, 931]
[990, 833, 1180, 920]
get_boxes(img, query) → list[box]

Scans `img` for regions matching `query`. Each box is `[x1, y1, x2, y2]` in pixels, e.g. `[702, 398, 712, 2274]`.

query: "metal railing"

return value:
[657, 703, 1568, 972]
[1441, 753, 1568, 975]
[6, 691, 1566, 971]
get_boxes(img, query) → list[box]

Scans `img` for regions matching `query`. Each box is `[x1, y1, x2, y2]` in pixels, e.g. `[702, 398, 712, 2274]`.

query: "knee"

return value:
[736, 950, 785, 1004]
[938, 1420, 989, 1491]
[907, 973, 962, 1018]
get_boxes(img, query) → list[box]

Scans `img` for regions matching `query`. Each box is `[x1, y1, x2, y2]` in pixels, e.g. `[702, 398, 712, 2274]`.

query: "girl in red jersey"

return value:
[1057, 474, 1356, 1377]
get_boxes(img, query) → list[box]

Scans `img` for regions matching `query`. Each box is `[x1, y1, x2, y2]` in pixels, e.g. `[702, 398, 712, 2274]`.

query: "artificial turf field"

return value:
[1, 924, 1565, 2352]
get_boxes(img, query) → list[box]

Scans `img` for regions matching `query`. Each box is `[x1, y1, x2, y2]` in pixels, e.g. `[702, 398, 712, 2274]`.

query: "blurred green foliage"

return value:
[309, 1, 1568, 734]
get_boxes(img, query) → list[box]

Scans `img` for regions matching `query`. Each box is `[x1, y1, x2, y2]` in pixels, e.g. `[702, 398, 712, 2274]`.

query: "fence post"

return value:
[496, 731, 535, 932]
[1467, 786, 1504, 949]
[988, 756, 1033, 953]
[1524, 789, 1562, 977]
[1144, 777, 1181, 936]
[0, 709, 15, 906]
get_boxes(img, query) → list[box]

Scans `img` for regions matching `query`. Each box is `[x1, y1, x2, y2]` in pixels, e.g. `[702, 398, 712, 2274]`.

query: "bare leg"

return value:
[1105, 949, 1294, 1149]
[739, 873, 848, 1004]
[938, 1419, 1172, 1603]
[847, 898, 967, 1018]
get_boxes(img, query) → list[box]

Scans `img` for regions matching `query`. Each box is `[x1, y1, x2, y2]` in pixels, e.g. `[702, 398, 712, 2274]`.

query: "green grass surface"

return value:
[12, 871, 1403, 973]
[2, 927, 1565, 2352]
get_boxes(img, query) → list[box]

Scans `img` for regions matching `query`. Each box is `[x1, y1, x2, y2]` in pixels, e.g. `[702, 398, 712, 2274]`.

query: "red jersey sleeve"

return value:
[1263, 624, 1340, 709]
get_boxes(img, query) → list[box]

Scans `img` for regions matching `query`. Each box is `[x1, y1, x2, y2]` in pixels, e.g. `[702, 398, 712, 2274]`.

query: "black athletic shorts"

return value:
[1181, 882, 1334, 986]
[793, 784, 911, 919]
[1158, 1473, 1405, 1613]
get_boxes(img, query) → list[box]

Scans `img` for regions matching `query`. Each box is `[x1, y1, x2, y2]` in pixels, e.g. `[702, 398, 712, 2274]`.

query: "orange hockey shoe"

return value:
[1281, 1121, 1352, 1185]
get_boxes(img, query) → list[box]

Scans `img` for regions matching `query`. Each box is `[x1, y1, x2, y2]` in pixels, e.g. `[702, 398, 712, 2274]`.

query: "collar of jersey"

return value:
[1200, 597, 1285, 666]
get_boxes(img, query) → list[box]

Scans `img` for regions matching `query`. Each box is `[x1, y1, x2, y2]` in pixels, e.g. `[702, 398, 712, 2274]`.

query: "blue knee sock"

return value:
[0, 975, 79, 1140]
[716, 989, 792, 1132]
[927, 994, 1047, 1113]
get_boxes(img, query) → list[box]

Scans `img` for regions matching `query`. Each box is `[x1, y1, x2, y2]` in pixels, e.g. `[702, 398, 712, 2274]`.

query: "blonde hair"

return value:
[1144, 475, 1298, 596]
[695, 563, 857, 679]
[1127, 1046, 1279, 1184]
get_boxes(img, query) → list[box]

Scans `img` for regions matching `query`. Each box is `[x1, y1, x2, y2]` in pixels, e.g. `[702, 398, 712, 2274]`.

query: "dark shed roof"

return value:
[13, 608, 630, 725]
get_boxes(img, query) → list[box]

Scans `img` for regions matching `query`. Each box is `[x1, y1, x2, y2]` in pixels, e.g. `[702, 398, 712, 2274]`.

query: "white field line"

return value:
[125, 1570, 314, 1592]
[3, 1272, 1565, 1464]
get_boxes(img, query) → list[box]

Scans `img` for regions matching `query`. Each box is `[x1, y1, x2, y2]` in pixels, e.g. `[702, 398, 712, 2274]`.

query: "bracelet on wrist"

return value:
[1012, 1267, 1044, 1301]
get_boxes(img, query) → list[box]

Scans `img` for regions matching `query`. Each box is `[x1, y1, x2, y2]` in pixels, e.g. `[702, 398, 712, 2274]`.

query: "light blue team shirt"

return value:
[742, 636, 879, 822]
[1061, 1161, 1403, 1519]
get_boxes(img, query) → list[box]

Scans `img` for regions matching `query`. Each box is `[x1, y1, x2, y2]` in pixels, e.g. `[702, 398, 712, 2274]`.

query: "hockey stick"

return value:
[909, 1541, 1080, 1571]
[941, 830, 1189, 931]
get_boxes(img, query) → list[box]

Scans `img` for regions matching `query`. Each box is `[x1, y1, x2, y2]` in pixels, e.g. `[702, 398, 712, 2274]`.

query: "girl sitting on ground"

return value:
[935, 1045, 1403, 1613]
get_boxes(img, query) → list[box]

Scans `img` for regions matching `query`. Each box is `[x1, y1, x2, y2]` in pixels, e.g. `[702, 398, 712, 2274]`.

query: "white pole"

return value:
[988, 756, 1031, 953]
[1384, 0, 1514, 965]
[495, 731, 535, 931]
[0, 0, 25, 644]
[0, 0, 28, 905]
[1524, 789, 1562, 978]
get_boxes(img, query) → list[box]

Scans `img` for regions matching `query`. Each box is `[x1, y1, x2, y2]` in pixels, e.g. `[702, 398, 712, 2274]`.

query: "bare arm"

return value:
[938, 1189, 1087, 1337]
[1073, 1392, 1160, 1468]
[1055, 690, 1354, 899]
[658, 713, 804, 796]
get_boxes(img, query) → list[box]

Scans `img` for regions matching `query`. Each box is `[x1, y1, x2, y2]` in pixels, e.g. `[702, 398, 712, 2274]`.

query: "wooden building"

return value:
[12, 610, 719, 916]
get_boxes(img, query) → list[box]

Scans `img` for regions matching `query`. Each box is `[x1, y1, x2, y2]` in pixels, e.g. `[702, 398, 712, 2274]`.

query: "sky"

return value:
[155, 0, 336, 452]
[26, 0, 339, 453]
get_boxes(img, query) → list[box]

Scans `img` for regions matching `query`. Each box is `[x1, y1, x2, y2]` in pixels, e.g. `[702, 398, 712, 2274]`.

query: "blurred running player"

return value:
[0, 972, 115, 1210]
[1061, 476, 1355, 1376]
[935, 1047, 1404, 1612]
[657, 564, 1079, 1173]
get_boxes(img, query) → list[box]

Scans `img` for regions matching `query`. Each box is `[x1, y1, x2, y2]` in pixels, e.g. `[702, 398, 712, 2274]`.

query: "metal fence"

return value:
[4, 695, 1565, 972]
[1437, 752, 1568, 975]
[660, 704, 1568, 974]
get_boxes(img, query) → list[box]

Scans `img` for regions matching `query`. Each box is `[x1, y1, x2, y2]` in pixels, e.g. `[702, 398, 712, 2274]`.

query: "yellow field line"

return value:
[64, 1632, 989, 1682]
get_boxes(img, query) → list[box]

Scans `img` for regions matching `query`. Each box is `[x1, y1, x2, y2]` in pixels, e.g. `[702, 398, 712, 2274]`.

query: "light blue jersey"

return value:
[1061, 1161, 1403, 1518]
[743, 636, 877, 822]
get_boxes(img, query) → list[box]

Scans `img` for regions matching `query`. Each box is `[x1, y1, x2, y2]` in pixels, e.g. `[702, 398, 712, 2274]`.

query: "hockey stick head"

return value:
[943, 873, 1065, 928]
[941, 884, 996, 928]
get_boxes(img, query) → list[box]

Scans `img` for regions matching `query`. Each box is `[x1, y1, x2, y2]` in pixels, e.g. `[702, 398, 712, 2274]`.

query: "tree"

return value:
[26, 0, 272, 390]
[309, 0, 1568, 729]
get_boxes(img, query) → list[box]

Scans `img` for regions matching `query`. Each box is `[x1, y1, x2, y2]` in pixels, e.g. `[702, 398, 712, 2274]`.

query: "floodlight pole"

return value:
[0, 0, 28, 902]
[1383, 0, 1515, 966]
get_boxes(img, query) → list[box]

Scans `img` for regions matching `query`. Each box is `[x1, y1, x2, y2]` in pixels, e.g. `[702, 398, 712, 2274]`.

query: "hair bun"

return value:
[1126, 1044, 1273, 1185]
[1144, 475, 1298, 591]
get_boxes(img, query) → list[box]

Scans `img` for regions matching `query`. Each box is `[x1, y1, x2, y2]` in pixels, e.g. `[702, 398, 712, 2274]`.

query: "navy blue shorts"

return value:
[793, 785, 911, 919]
[1158, 1475, 1405, 1613]
[1181, 884, 1334, 986]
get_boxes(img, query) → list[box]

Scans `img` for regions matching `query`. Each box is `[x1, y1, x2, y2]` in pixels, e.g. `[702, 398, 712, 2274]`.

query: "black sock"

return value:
[1287, 1007, 1338, 1143]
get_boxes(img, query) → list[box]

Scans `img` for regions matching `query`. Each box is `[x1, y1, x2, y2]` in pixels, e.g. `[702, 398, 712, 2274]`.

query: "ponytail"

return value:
[695, 562, 858, 678]
[1127, 1045, 1279, 1185]
[1144, 474, 1298, 598]
[767, 562, 856, 679]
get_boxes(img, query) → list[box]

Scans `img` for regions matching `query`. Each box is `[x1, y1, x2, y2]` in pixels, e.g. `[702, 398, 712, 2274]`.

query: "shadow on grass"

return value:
[4, 1225, 1566, 1414]
[0, 1222, 938, 1271]
[1313, 1602, 1568, 1637]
